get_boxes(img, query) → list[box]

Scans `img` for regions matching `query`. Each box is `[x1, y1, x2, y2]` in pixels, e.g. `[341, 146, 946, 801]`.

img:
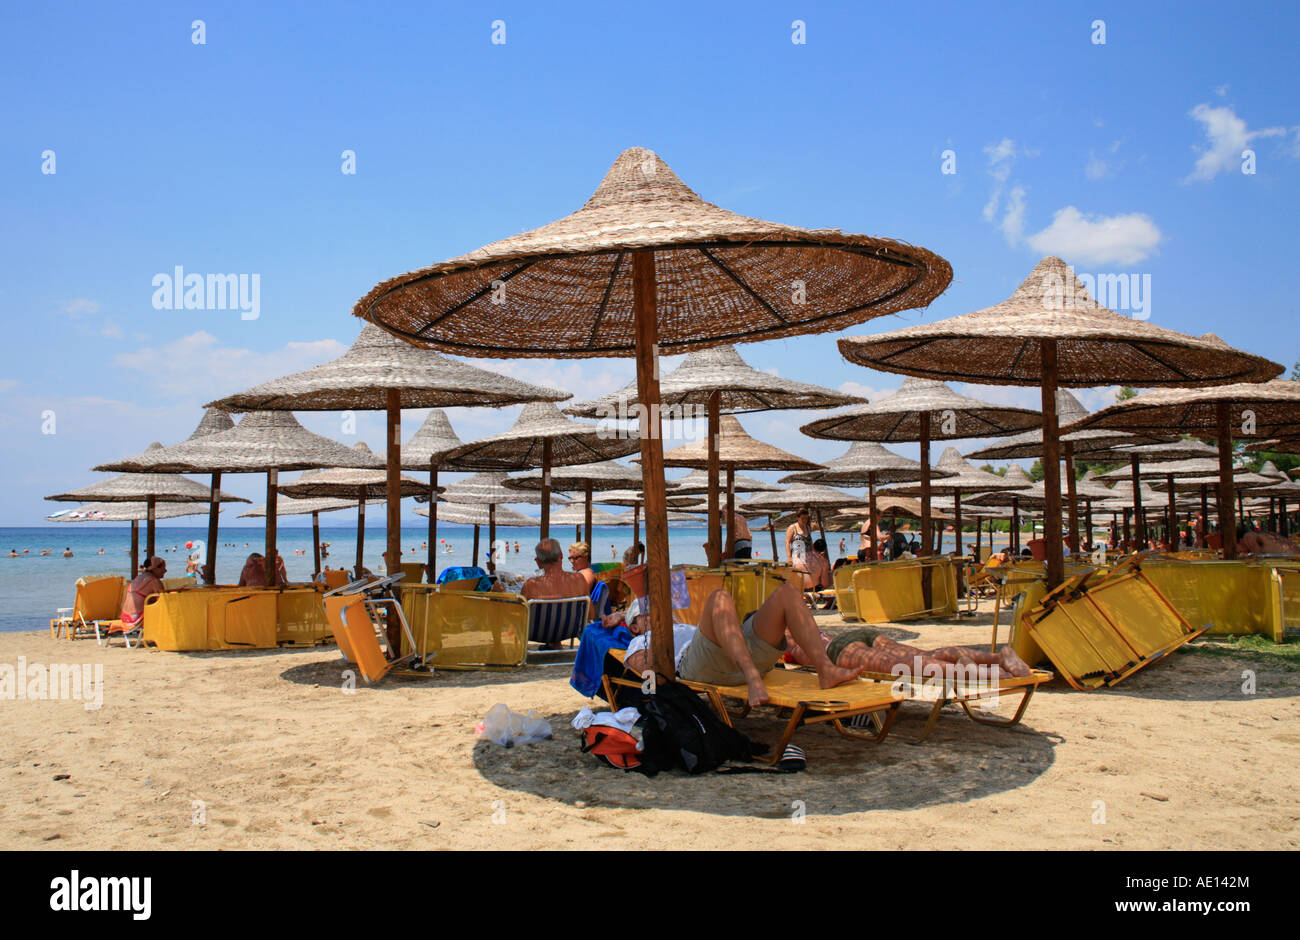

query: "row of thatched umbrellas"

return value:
[46, 147, 1300, 679]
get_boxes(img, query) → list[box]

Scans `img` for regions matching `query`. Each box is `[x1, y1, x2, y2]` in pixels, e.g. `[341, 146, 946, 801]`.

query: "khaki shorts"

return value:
[678, 613, 786, 686]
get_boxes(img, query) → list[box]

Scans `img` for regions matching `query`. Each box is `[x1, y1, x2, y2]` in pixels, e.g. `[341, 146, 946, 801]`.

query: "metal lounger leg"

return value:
[959, 684, 1036, 728]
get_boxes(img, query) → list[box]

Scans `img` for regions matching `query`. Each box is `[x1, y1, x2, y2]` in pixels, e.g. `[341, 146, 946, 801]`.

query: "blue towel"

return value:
[571, 622, 632, 698]
[435, 565, 493, 592]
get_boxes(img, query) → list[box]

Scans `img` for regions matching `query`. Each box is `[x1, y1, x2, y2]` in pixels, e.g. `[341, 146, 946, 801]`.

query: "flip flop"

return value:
[778, 744, 807, 773]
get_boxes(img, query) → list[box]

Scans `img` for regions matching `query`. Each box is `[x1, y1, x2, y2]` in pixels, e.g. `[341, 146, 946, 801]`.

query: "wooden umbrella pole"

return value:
[355, 487, 366, 576]
[633, 250, 674, 680]
[725, 467, 736, 560]
[1039, 340, 1065, 588]
[1011, 496, 1020, 553]
[1200, 484, 1209, 547]
[868, 472, 878, 561]
[1216, 401, 1238, 559]
[489, 504, 497, 575]
[146, 495, 156, 562]
[954, 490, 963, 557]
[473, 524, 481, 568]
[1123, 508, 1131, 550]
[768, 514, 778, 560]
[386, 389, 402, 583]
[706, 390, 721, 566]
[427, 459, 439, 583]
[584, 481, 593, 547]
[633, 503, 640, 546]
[1085, 498, 1094, 552]
[130, 520, 139, 576]
[1167, 474, 1177, 549]
[312, 511, 321, 579]
[974, 506, 982, 557]
[540, 439, 552, 540]
[264, 471, 278, 585]
[1064, 441, 1079, 553]
[815, 507, 827, 549]
[1130, 455, 1145, 549]
[919, 413, 932, 557]
[204, 471, 221, 584]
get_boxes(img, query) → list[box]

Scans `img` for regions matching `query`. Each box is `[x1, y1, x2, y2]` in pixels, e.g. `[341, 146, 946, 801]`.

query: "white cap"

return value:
[626, 597, 648, 624]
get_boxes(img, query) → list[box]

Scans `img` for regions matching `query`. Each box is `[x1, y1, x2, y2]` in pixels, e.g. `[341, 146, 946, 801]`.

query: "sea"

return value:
[0, 522, 1020, 633]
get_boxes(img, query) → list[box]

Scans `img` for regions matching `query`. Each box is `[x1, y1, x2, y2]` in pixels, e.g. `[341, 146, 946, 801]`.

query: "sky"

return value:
[2, 1, 1298, 525]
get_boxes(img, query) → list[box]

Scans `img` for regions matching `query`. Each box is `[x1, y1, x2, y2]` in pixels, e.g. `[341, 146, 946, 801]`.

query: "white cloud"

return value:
[982, 138, 1017, 222]
[99, 320, 123, 340]
[1184, 103, 1286, 182]
[112, 331, 348, 398]
[1085, 155, 1109, 180]
[60, 298, 101, 317]
[1001, 186, 1027, 243]
[1024, 206, 1162, 265]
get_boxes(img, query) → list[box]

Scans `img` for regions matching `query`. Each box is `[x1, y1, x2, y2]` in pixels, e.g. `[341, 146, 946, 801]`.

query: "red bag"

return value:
[579, 726, 644, 772]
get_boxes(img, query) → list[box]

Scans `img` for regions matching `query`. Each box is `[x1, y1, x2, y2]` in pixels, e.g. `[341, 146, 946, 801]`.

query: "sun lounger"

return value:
[1019, 554, 1208, 690]
[526, 595, 591, 659]
[321, 575, 422, 683]
[50, 575, 125, 640]
[602, 649, 904, 763]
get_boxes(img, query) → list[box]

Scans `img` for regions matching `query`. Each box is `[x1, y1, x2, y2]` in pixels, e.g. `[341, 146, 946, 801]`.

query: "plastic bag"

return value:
[476, 704, 553, 748]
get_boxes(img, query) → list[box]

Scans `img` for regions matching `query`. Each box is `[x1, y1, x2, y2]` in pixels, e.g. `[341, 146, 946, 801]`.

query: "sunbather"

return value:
[523, 539, 595, 648]
[622, 582, 863, 707]
[785, 627, 1030, 680]
[1237, 524, 1298, 556]
[120, 556, 166, 627]
[568, 541, 597, 592]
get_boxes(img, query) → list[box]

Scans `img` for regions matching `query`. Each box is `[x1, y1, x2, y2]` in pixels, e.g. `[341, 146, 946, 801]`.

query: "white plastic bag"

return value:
[477, 703, 553, 748]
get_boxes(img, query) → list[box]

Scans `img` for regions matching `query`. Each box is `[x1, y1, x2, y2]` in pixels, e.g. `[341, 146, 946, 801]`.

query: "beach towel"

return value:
[571, 622, 632, 697]
[436, 565, 493, 592]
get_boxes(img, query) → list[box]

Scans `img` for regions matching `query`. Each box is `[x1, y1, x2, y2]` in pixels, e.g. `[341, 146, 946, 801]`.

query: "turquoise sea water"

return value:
[0, 522, 1022, 633]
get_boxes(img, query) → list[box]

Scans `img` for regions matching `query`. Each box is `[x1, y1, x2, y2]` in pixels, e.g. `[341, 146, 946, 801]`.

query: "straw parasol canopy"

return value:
[1064, 380, 1300, 556]
[413, 502, 537, 527]
[550, 498, 630, 531]
[801, 377, 1040, 558]
[435, 471, 558, 506]
[238, 496, 362, 518]
[95, 412, 380, 584]
[1246, 438, 1300, 454]
[659, 415, 821, 472]
[835, 256, 1282, 583]
[353, 145, 952, 678]
[503, 459, 646, 544]
[48, 502, 216, 522]
[965, 389, 1168, 460]
[277, 444, 429, 500]
[666, 468, 780, 495]
[402, 409, 468, 470]
[47, 446, 249, 505]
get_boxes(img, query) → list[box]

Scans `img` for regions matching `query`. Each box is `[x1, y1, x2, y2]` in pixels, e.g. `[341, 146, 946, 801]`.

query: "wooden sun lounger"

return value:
[602, 649, 905, 764]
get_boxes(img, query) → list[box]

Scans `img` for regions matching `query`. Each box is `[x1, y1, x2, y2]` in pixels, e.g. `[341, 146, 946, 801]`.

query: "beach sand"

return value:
[2, 603, 1296, 850]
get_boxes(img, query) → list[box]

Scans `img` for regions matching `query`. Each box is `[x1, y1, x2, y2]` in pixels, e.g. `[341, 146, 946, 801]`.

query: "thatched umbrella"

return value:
[434, 402, 638, 545]
[433, 472, 558, 572]
[504, 459, 641, 546]
[401, 410, 473, 580]
[205, 323, 566, 595]
[802, 377, 1040, 559]
[46, 442, 249, 574]
[549, 497, 631, 544]
[413, 500, 539, 570]
[837, 257, 1281, 586]
[95, 411, 379, 585]
[657, 415, 821, 563]
[277, 442, 430, 576]
[965, 389, 1170, 548]
[1064, 380, 1300, 557]
[778, 441, 932, 560]
[876, 446, 1026, 556]
[565, 344, 863, 564]
[353, 146, 951, 678]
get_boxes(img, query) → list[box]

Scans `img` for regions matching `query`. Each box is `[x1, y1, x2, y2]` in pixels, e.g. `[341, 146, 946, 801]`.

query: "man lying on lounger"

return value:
[786, 627, 1032, 680]
[622, 582, 864, 707]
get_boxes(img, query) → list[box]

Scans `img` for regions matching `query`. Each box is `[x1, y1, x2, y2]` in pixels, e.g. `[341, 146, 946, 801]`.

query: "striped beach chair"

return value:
[526, 595, 590, 651]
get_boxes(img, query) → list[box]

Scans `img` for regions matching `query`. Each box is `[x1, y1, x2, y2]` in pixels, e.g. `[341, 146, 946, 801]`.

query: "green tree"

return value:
[1029, 459, 1045, 482]
[1116, 386, 1138, 402]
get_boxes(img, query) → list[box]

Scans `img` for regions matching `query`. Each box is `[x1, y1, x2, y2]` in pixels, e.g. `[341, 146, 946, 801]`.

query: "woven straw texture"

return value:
[656, 415, 821, 471]
[1064, 380, 1300, 436]
[838, 256, 1282, 386]
[548, 499, 629, 527]
[95, 412, 385, 474]
[238, 496, 364, 518]
[778, 441, 930, 487]
[801, 377, 1041, 442]
[413, 502, 537, 527]
[435, 402, 640, 470]
[353, 148, 952, 358]
[48, 502, 217, 522]
[739, 483, 860, 512]
[965, 389, 1167, 460]
[1097, 457, 1234, 482]
[878, 446, 1025, 497]
[564, 344, 865, 417]
[278, 443, 429, 499]
[403, 409, 472, 470]
[435, 471, 557, 505]
[503, 459, 642, 492]
[1153, 471, 1280, 493]
[207, 323, 569, 411]
[660, 468, 778, 495]
[48, 444, 250, 504]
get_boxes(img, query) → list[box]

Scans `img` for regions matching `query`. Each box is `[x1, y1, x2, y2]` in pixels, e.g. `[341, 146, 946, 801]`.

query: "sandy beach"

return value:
[2, 600, 1295, 851]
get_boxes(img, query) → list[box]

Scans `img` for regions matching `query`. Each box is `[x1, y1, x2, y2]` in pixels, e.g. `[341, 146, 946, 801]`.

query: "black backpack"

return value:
[639, 678, 765, 774]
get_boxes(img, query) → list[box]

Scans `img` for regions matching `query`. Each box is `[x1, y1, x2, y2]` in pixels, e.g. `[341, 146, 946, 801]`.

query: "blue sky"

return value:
[2, 1, 1298, 524]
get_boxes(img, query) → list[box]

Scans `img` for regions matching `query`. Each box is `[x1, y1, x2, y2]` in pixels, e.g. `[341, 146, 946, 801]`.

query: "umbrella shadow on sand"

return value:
[1078, 646, 1300, 703]
[277, 655, 575, 693]
[471, 703, 1060, 818]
